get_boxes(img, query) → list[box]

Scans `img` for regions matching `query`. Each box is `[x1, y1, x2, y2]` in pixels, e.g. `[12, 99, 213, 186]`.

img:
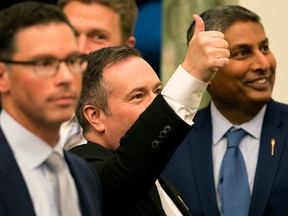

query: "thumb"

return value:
[192, 14, 205, 37]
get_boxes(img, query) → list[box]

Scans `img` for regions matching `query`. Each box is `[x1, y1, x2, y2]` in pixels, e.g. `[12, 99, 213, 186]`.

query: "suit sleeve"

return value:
[97, 94, 192, 213]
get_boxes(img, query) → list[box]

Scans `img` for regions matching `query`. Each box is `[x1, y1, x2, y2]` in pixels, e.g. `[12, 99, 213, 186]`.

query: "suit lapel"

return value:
[147, 183, 167, 216]
[190, 106, 221, 216]
[158, 176, 192, 216]
[65, 152, 97, 216]
[249, 100, 286, 216]
[0, 128, 35, 216]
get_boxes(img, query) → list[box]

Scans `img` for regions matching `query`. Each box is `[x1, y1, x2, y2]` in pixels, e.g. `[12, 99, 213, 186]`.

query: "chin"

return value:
[253, 96, 271, 105]
[53, 111, 74, 123]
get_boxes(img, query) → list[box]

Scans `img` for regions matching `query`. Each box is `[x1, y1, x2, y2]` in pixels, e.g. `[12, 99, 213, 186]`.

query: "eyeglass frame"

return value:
[0, 54, 88, 77]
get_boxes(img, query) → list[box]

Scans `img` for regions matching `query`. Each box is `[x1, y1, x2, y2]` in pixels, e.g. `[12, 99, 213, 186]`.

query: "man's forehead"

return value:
[13, 22, 78, 57]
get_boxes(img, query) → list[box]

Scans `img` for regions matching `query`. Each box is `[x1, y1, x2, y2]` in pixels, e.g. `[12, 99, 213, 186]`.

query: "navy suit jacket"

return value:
[0, 127, 102, 216]
[163, 99, 288, 216]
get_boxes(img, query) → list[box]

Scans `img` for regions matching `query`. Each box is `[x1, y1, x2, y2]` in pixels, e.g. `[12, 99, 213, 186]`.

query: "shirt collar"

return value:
[0, 110, 63, 170]
[211, 102, 266, 145]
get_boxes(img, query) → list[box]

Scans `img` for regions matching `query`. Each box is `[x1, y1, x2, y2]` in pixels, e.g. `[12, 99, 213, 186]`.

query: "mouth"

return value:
[50, 95, 77, 107]
[246, 77, 270, 90]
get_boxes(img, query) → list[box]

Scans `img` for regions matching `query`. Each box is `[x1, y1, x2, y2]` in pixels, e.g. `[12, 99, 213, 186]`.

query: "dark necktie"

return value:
[218, 128, 250, 216]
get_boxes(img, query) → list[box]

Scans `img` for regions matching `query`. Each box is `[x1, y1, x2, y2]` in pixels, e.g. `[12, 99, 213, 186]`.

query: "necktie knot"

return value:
[226, 128, 247, 148]
[46, 152, 65, 171]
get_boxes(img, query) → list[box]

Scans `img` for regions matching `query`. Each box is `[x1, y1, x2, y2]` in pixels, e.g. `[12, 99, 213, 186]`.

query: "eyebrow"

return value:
[127, 82, 162, 95]
[87, 29, 109, 36]
[260, 38, 269, 45]
[231, 37, 269, 50]
[26, 51, 82, 61]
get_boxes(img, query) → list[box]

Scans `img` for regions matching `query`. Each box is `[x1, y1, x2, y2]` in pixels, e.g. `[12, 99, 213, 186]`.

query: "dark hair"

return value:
[187, 5, 261, 45]
[0, 1, 75, 59]
[58, 0, 138, 42]
[76, 46, 142, 132]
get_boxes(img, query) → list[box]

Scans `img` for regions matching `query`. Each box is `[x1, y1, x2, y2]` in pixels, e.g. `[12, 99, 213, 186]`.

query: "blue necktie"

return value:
[218, 128, 250, 216]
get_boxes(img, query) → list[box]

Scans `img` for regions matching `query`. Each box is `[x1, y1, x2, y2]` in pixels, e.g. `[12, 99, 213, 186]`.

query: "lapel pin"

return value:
[271, 138, 275, 156]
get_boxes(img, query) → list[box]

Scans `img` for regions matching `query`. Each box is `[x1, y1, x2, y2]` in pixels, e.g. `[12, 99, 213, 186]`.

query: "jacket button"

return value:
[159, 131, 166, 138]
[151, 140, 159, 148]
[164, 125, 171, 132]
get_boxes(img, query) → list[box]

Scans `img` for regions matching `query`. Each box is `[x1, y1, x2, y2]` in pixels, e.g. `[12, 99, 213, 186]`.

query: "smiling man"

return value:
[163, 5, 288, 216]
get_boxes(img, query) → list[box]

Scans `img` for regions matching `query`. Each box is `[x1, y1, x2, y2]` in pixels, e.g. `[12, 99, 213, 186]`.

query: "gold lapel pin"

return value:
[271, 138, 275, 156]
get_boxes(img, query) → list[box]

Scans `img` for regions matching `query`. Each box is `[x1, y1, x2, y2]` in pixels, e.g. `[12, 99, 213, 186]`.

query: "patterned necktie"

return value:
[46, 152, 81, 216]
[218, 128, 250, 216]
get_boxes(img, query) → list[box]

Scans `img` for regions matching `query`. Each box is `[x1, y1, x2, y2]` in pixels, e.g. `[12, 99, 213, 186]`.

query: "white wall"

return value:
[239, 1, 288, 104]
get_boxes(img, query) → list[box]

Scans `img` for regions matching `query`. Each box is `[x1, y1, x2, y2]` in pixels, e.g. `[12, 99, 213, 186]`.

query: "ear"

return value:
[0, 63, 10, 93]
[124, 36, 136, 48]
[83, 104, 105, 133]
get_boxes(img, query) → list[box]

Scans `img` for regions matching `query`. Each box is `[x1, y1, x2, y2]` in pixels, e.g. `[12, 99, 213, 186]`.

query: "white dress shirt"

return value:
[211, 101, 266, 213]
[0, 111, 81, 216]
[156, 180, 183, 216]
[162, 64, 208, 125]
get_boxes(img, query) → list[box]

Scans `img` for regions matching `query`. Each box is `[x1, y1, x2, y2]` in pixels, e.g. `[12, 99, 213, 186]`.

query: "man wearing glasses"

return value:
[0, 2, 102, 216]
[0, 55, 88, 77]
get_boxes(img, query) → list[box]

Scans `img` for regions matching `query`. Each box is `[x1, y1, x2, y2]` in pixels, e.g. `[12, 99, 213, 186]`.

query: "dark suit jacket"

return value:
[70, 94, 192, 216]
[163, 99, 288, 216]
[0, 127, 102, 216]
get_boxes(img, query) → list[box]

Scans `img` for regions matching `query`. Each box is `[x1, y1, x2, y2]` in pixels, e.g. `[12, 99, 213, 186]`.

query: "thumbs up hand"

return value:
[182, 14, 230, 82]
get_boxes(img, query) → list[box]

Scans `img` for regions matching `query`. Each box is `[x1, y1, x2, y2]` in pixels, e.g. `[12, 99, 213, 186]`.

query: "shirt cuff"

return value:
[161, 65, 208, 125]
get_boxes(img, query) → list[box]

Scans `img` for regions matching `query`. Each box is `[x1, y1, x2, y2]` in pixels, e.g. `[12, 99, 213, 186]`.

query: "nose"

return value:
[251, 50, 270, 72]
[55, 61, 74, 83]
[77, 35, 90, 55]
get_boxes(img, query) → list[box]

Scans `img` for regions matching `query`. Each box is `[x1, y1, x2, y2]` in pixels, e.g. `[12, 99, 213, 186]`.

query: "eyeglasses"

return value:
[0, 54, 88, 77]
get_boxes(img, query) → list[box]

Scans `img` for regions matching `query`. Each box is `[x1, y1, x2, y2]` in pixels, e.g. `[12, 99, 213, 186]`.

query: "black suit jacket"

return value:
[70, 94, 192, 216]
[0, 127, 102, 216]
[163, 99, 288, 215]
